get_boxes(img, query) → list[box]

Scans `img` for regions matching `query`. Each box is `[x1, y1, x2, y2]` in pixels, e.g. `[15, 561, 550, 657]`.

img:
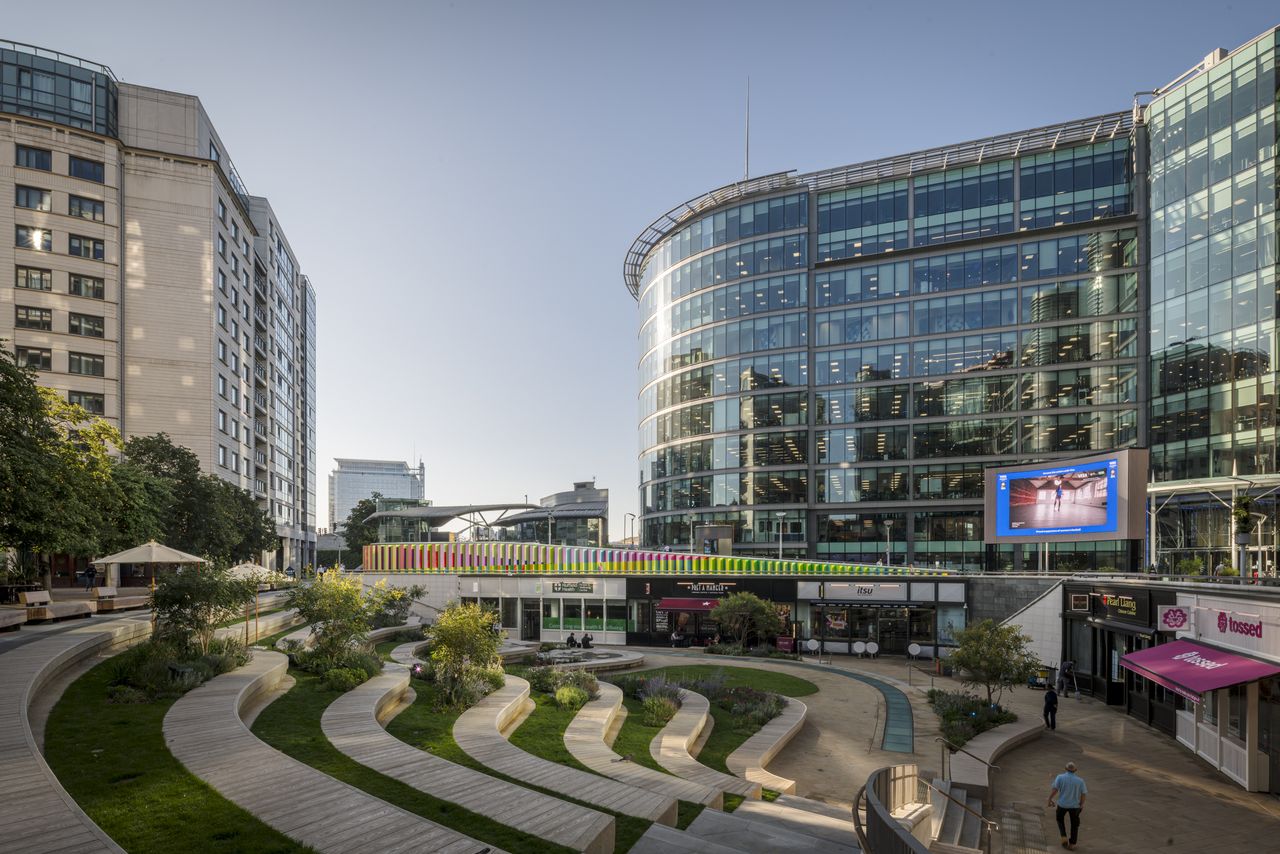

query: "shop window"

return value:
[542, 599, 561, 629]
[1203, 691, 1219, 727]
[909, 609, 935, 643]
[584, 600, 604, 631]
[606, 602, 627, 632]
[1227, 684, 1247, 739]
[564, 600, 583, 631]
[500, 598, 517, 629]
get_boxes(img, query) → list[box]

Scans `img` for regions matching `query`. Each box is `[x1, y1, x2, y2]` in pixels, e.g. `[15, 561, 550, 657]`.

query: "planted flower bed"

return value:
[927, 688, 1017, 746]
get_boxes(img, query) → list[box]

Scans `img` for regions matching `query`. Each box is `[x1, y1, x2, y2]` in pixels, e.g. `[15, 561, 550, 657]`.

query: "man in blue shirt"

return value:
[1047, 761, 1087, 849]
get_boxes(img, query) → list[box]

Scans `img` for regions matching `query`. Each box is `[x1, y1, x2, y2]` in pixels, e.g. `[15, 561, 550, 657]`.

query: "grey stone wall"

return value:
[967, 576, 1061, 625]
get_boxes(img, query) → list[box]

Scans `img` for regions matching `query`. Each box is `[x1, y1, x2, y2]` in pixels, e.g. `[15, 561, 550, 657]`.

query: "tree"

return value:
[99, 461, 171, 554]
[0, 345, 65, 561]
[369, 582, 426, 628]
[947, 619, 1040, 706]
[340, 493, 382, 561]
[428, 602, 502, 705]
[709, 591, 783, 647]
[152, 564, 256, 655]
[41, 390, 123, 556]
[285, 573, 375, 662]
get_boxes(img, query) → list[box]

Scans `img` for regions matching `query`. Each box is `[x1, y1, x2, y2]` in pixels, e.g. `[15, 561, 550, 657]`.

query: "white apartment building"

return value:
[0, 41, 316, 570]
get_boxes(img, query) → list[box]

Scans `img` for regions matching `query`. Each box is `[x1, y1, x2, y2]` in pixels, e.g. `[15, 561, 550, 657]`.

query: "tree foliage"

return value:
[947, 619, 1040, 706]
[152, 564, 256, 656]
[285, 573, 375, 661]
[709, 591, 783, 647]
[339, 493, 382, 559]
[427, 602, 502, 705]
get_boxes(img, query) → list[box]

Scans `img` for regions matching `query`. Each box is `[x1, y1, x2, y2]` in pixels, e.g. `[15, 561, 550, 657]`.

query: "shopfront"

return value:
[625, 577, 797, 647]
[797, 579, 968, 657]
[459, 575, 628, 646]
[1061, 582, 1179, 734]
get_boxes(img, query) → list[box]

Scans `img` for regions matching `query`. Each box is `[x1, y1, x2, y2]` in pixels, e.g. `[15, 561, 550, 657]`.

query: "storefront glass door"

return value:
[878, 608, 910, 654]
[1260, 678, 1280, 795]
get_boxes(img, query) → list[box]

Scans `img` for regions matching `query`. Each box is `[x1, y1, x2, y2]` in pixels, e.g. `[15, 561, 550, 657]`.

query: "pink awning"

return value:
[1119, 640, 1280, 703]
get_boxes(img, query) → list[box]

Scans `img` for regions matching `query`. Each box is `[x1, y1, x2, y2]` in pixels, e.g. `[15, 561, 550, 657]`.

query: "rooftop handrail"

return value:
[0, 39, 117, 80]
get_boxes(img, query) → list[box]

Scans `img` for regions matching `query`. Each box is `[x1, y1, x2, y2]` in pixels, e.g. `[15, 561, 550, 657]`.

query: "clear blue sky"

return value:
[6, 1, 1277, 538]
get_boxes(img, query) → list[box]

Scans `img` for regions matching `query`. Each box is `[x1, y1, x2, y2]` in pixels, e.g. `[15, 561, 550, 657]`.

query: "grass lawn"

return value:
[610, 693, 670, 774]
[374, 639, 400, 660]
[217, 605, 289, 628]
[44, 656, 310, 854]
[634, 664, 818, 697]
[252, 622, 305, 650]
[507, 691, 596, 773]
[251, 669, 568, 854]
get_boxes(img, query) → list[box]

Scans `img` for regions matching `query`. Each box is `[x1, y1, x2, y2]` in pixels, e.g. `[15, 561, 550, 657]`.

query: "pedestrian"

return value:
[83, 565, 97, 592]
[1047, 761, 1087, 850]
[1214, 561, 1224, 577]
[1044, 685, 1058, 730]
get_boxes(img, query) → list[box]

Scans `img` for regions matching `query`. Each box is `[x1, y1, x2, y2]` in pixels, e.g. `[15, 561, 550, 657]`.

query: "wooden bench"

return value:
[0, 609, 26, 632]
[725, 696, 807, 794]
[19, 590, 94, 622]
[650, 688, 761, 799]
[92, 587, 149, 612]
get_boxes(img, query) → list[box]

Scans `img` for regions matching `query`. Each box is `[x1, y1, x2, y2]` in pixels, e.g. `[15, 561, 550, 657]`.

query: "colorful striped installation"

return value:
[361, 541, 939, 576]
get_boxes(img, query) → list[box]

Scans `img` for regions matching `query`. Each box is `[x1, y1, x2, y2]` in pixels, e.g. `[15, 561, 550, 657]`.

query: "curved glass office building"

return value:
[628, 117, 1143, 572]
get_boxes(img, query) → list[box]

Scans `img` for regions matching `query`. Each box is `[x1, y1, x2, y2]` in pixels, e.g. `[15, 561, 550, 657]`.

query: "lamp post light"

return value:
[546, 511, 553, 547]
[776, 511, 786, 560]
[883, 520, 893, 567]
[624, 512, 637, 545]
[689, 516, 696, 554]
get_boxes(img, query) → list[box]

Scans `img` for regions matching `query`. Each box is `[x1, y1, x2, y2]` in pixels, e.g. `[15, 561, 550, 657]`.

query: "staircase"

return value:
[631, 795, 863, 853]
[928, 778, 985, 854]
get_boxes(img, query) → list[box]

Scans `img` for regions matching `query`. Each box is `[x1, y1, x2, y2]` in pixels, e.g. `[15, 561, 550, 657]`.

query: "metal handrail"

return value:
[851, 784, 871, 852]
[920, 777, 999, 831]
[935, 737, 1001, 770]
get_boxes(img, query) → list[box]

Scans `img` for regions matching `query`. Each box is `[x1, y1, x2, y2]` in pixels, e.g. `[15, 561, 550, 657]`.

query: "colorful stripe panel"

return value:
[360, 542, 939, 577]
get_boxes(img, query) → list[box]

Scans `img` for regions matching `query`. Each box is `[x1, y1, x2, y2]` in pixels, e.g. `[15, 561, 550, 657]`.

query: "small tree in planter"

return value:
[285, 572, 374, 662]
[152, 564, 256, 656]
[947, 619, 1039, 707]
[428, 602, 503, 705]
[709, 591, 782, 647]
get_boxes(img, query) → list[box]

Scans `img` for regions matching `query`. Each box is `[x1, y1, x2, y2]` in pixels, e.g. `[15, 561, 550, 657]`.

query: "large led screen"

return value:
[983, 449, 1147, 544]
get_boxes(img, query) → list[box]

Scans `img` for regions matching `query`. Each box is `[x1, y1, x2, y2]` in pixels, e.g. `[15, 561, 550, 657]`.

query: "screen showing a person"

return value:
[994, 458, 1119, 537]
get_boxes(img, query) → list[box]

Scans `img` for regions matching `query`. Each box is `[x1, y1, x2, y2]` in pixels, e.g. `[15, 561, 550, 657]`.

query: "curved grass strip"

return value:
[44, 656, 309, 854]
[251, 669, 564, 854]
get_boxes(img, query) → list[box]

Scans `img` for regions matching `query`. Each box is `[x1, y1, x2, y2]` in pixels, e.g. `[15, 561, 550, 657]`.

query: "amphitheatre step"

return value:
[563, 681, 722, 807]
[629, 822, 750, 854]
[323, 666, 614, 854]
[164, 650, 504, 854]
[685, 807, 861, 853]
[453, 674, 678, 824]
[649, 688, 761, 800]
[389, 640, 427, 667]
[725, 696, 806, 795]
[773, 793, 854, 822]
[0, 616, 152, 854]
[732, 798, 860, 848]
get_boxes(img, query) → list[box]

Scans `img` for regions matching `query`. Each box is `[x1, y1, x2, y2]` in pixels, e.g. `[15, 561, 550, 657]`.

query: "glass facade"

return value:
[635, 119, 1142, 571]
[1148, 30, 1280, 572]
[0, 44, 117, 137]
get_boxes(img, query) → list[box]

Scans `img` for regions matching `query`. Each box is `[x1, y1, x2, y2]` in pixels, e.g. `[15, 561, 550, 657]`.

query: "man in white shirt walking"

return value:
[1047, 761, 1088, 849]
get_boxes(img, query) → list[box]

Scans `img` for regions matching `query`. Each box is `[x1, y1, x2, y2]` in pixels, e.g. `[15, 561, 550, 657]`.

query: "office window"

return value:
[217, 305, 226, 327]
[218, 410, 227, 432]
[230, 352, 239, 373]
[217, 198, 226, 222]
[230, 255, 238, 274]
[16, 226, 52, 251]
[16, 267, 52, 291]
[69, 195, 105, 222]
[68, 391, 105, 415]
[15, 306, 52, 330]
[16, 145, 52, 171]
[218, 374, 227, 397]
[218, 269, 227, 293]
[69, 235, 104, 260]
[68, 156, 104, 183]
[231, 320, 238, 338]
[231, 386, 239, 405]
[218, 445, 227, 466]
[69, 313, 105, 337]
[217, 339, 227, 362]
[15, 185, 51, 211]
[242, 238, 250, 258]
[231, 221, 239, 240]
[15, 347, 51, 370]
[69, 275, 104, 299]
[217, 235, 226, 258]
[68, 353, 105, 376]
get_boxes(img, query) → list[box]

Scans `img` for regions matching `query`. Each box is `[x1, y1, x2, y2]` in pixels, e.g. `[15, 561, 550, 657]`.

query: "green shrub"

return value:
[642, 695, 679, 726]
[526, 666, 562, 694]
[555, 685, 589, 711]
[322, 668, 367, 692]
[480, 667, 506, 691]
[559, 669, 599, 699]
[106, 684, 147, 704]
[927, 689, 1017, 747]
[538, 642, 557, 653]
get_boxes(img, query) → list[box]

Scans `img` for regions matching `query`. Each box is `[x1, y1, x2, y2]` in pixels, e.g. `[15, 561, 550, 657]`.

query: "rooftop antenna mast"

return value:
[744, 77, 750, 181]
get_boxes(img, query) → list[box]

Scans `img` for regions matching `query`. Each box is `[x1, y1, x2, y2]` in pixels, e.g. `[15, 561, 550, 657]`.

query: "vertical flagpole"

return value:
[744, 77, 750, 181]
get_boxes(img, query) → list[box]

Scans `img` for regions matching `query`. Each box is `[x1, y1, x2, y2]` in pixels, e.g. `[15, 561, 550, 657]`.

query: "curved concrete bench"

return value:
[325, 666, 614, 853]
[454, 674, 678, 824]
[539, 647, 645, 673]
[0, 616, 152, 853]
[564, 681, 722, 808]
[499, 639, 538, 662]
[165, 650, 504, 854]
[724, 696, 807, 795]
[650, 688, 761, 800]
[948, 717, 1044, 804]
[389, 640, 428, 668]
[215, 608, 302, 645]
[367, 622, 425, 644]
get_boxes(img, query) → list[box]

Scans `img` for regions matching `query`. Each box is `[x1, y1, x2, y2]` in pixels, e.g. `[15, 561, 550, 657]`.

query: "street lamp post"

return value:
[546, 511, 553, 546]
[624, 512, 637, 545]
[689, 516, 696, 554]
[883, 520, 893, 567]
[776, 511, 786, 560]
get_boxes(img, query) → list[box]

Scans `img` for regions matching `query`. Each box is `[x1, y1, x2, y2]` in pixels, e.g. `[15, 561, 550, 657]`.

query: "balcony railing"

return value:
[253, 364, 268, 383]
[253, 421, 268, 438]
[254, 451, 268, 469]
[254, 306, 268, 328]
[254, 392, 267, 412]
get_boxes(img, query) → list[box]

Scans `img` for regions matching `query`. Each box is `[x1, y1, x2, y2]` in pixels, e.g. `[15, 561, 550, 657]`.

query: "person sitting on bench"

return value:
[566, 632, 578, 648]
[581, 633, 593, 649]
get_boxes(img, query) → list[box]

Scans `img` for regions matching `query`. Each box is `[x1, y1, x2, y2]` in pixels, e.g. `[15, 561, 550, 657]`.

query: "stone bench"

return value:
[91, 587, 149, 612]
[164, 650, 504, 854]
[564, 680, 722, 808]
[650, 688, 761, 800]
[454, 674, 678, 824]
[725, 696, 807, 795]
[19, 590, 94, 622]
[948, 717, 1044, 804]
[0, 616, 152, 853]
[0, 609, 27, 632]
[214, 608, 302, 645]
[498, 639, 538, 662]
[389, 640, 428, 668]
[323, 666, 614, 853]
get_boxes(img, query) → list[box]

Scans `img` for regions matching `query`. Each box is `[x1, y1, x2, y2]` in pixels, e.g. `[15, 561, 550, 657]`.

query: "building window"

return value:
[15, 347, 51, 370]
[16, 226, 52, 252]
[15, 145, 52, 171]
[210, 143, 220, 163]
[232, 452, 240, 473]
[69, 235, 105, 260]
[217, 305, 226, 327]
[68, 391, 105, 415]
[218, 445, 227, 466]
[1203, 691, 1219, 726]
[217, 270, 227, 293]
[15, 185, 51, 211]
[230, 386, 239, 405]
[230, 319, 238, 338]
[69, 313, 105, 337]
[218, 410, 227, 432]
[217, 339, 227, 362]
[68, 156, 105, 183]
[69, 195, 105, 222]
[68, 353, 105, 376]
[15, 306, 52, 330]
[217, 235, 226, 258]
[69, 275, 104, 299]
[217, 198, 226, 222]
[18, 69, 54, 104]
[16, 267, 52, 291]
[218, 374, 227, 397]
[231, 221, 239, 240]
[1227, 684, 1247, 740]
[69, 80, 91, 115]
[230, 352, 239, 373]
